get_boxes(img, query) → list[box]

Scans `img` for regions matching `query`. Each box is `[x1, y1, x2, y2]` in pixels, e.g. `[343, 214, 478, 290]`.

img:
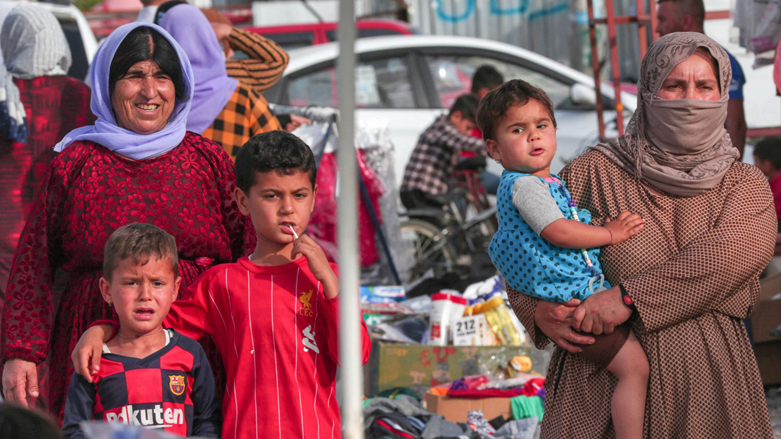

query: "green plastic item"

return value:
[376, 386, 422, 401]
[511, 395, 544, 421]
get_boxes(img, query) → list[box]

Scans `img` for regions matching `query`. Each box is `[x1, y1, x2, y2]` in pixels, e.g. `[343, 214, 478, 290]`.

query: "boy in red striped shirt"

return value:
[74, 131, 372, 439]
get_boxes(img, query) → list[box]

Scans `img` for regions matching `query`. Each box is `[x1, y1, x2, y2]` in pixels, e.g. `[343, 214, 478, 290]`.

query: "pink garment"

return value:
[447, 388, 524, 399]
[775, 37, 781, 96]
[307, 150, 385, 267]
[769, 172, 781, 220]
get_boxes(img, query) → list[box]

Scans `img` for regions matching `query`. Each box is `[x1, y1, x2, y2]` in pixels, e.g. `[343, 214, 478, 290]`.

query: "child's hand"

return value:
[292, 234, 339, 299]
[71, 325, 112, 383]
[604, 211, 644, 244]
[572, 287, 632, 335]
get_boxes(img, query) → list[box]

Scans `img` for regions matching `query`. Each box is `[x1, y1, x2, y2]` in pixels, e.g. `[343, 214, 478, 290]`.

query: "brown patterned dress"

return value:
[509, 150, 776, 438]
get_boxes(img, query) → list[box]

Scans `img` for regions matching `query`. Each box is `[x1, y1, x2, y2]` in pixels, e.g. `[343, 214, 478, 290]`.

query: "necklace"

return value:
[554, 181, 601, 278]
[117, 326, 164, 340]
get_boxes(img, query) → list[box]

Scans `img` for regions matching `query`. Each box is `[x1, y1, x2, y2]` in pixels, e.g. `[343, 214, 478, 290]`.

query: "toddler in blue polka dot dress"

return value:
[477, 79, 649, 439]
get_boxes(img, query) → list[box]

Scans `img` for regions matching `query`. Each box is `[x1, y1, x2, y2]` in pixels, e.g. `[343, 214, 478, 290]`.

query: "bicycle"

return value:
[398, 183, 497, 284]
[451, 155, 492, 215]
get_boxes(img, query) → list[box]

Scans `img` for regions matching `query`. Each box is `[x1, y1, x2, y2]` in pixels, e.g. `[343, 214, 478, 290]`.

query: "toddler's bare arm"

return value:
[540, 211, 643, 248]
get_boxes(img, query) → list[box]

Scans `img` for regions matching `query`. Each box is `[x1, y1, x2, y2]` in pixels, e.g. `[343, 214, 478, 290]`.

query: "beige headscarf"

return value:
[590, 32, 739, 197]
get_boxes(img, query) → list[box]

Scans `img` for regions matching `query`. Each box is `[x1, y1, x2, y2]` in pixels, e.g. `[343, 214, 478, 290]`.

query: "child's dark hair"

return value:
[471, 65, 504, 94]
[0, 404, 62, 439]
[103, 223, 179, 280]
[235, 131, 317, 194]
[448, 94, 480, 122]
[753, 137, 781, 170]
[477, 79, 557, 141]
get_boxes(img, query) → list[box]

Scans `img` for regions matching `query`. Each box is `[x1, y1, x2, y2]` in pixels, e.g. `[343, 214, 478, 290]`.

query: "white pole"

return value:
[336, 0, 363, 438]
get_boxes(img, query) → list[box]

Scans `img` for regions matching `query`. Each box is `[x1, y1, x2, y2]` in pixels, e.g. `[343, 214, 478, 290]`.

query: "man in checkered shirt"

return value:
[400, 94, 489, 210]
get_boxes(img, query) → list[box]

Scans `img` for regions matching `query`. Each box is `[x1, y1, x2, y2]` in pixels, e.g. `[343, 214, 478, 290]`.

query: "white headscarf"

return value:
[0, 4, 72, 143]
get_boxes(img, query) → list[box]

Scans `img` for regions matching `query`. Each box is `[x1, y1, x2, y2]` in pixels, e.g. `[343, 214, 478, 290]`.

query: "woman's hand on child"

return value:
[71, 325, 111, 383]
[572, 286, 633, 335]
[534, 299, 596, 353]
[604, 211, 644, 244]
[292, 234, 339, 299]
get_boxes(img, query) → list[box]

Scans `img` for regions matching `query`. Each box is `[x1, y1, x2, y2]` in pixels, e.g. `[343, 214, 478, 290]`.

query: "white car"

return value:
[264, 35, 637, 184]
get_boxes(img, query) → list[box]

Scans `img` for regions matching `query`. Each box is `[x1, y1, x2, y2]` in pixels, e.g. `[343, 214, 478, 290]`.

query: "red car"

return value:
[244, 19, 417, 52]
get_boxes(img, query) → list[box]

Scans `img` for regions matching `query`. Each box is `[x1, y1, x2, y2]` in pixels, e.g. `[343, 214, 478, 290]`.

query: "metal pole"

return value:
[336, 0, 363, 438]
[636, 0, 649, 60]
[605, 0, 625, 136]
[587, 0, 606, 141]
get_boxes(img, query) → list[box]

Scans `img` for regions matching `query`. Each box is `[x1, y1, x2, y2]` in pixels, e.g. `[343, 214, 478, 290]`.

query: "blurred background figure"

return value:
[656, 0, 748, 159]
[466, 65, 504, 194]
[156, 1, 290, 159]
[0, 3, 93, 308]
[134, 0, 165, 23]
[752, 137, 781, 260]
[0, 403, 62, 439]
[471, 65, 504, 100]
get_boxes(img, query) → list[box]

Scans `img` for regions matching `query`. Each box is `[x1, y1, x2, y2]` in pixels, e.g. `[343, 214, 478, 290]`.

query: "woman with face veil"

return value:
[508, 33, 775, 438]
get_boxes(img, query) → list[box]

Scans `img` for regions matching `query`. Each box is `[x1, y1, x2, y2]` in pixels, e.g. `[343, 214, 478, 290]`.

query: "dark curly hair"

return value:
[235, 131, 317, 194]
[477, 79, 557, 141]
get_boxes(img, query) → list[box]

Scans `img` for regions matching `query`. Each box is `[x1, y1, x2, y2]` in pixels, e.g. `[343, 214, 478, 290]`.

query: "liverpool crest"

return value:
[298, 289, 314, 317]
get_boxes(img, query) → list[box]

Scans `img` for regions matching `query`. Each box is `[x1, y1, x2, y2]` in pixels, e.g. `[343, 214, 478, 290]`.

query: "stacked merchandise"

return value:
[360, 275, 551, 438]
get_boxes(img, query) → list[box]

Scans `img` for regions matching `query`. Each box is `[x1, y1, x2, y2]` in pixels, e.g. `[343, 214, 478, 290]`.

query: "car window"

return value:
[286, 56, 415, 109]
[424, 55, 571, 109]
[57, 17, 89, 81]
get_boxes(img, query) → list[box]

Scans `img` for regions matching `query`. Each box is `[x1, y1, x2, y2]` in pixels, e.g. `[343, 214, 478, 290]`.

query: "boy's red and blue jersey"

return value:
[61, 330, 220, 438]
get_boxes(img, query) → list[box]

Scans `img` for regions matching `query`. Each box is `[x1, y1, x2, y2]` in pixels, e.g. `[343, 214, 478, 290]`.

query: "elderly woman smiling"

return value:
[509, 33, 776, 438]
[1, 22, 251, 421]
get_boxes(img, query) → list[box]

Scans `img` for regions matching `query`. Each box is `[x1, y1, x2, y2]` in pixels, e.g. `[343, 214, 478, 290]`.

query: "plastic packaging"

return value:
[462, 274, 504, 300]
[429, 290, 467, 345]
[359, 285, 406, 304]
[482, 295, 523, 345]
[400, 294, 432, 314]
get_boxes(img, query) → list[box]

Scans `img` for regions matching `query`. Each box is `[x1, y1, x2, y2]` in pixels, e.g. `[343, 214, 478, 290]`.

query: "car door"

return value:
[417, 50, 618, 176]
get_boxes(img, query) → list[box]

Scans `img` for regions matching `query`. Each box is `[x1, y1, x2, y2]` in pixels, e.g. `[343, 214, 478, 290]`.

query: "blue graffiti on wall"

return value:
[436, 0, 568, 23]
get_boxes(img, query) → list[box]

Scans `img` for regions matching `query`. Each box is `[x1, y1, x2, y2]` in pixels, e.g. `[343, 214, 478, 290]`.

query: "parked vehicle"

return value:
[244, 19, 417, 51]
[263, 35, 637, 185]
[0, 1, 98, 81]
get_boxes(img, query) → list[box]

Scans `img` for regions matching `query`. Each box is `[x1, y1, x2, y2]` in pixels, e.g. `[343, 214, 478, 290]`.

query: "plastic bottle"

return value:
[482, 295, 522, 345]
[429, 290, 467, 345]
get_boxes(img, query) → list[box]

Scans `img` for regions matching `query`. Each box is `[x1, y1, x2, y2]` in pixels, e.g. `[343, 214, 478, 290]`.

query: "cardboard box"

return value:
[425, 392, 513, 423]
[364, 341, 548, 398]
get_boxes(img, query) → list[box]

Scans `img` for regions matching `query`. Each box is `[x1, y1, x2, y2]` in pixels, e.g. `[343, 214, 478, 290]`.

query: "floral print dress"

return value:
[1, 132, 253, 421]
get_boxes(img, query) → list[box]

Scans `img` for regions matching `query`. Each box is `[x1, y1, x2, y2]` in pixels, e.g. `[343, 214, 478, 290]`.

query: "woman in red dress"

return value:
[1, 21, 252, 421]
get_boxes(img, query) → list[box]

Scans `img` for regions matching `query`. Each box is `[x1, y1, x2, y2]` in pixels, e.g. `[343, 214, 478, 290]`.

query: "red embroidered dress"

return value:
[1, 132, 253, 421]
[0, 76, 93, 298]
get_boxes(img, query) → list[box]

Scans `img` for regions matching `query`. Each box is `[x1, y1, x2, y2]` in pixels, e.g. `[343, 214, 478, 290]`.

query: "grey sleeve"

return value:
[512, 176, 565, 235]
